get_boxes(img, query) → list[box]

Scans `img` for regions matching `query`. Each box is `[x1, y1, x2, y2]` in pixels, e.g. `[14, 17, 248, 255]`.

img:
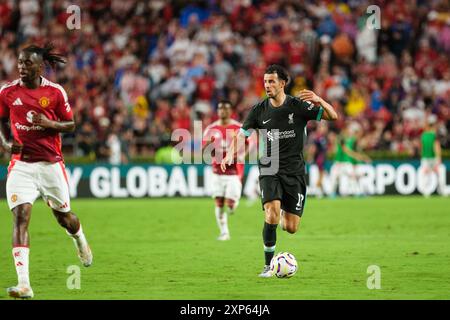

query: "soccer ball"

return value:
[270, 252, 298, 278]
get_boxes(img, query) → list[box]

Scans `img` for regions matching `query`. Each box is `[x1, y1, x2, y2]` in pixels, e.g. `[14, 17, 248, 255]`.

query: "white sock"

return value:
[215, 207, 229, 235]
[67, 224, 88, 250]
[12, 247, 30, 287]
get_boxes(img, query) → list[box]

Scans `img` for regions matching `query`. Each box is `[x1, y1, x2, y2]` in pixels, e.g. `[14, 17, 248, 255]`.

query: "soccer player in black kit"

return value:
[221, 65, 338, 277]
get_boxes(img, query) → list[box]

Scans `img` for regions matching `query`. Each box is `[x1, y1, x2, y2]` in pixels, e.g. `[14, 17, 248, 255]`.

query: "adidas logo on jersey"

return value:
[12, 98, 23, 106]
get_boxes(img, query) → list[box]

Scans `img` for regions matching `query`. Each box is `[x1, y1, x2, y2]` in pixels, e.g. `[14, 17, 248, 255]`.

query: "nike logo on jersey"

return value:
[262, 119, 271, 124]
[12, 98, 23, 106]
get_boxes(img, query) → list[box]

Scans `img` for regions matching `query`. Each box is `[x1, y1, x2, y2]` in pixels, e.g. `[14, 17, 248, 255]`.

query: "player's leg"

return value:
[212, 173, 230, 240]
[329, 162, 341, 198]
[41, 162, 92, 266]
[317, 168, 324, 198]
[316, 156, 325, 198]
[214, 197, 230, 240]
[52, 209, 92, 267]
[6, 161, 39, 298]
[418, 159, 433, 197]
[279, 174, 306, 234]
[224, 175, 242, 215]
[434, 161, 445, 196]
[8, 204, 34, 298]
[261, 199, 281, 277]
[282, 212, 301, 234]
[259, 175, 282, 277]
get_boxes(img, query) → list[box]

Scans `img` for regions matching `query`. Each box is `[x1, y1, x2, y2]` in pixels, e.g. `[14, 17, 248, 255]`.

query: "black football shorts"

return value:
[259, 174, 307, 216]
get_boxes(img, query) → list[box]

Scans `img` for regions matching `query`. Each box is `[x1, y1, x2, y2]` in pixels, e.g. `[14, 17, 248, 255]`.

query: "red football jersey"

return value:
[203, 119, 245, 178]
[0, 77, 73, 162]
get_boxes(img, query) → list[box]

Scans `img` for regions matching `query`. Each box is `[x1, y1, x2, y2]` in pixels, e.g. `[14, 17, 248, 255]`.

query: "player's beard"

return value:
[20, 70, 39, 85]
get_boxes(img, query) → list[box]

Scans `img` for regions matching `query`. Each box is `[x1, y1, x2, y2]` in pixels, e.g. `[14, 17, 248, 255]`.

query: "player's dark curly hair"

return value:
[265, 64, 290, 85]
[21, 43, 66, 68]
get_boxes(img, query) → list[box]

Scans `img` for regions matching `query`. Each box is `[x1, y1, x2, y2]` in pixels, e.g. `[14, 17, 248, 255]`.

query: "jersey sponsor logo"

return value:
[15, 113, 45, 132]
[12, 98, 23, 106]
[39, 96, 50, 108]
[262, 119, 271, 124]
[266, 129, 296, 141]
[288, 113, 294, 124]
[26, 110, 37, 124]
[15, 122, 45, 131]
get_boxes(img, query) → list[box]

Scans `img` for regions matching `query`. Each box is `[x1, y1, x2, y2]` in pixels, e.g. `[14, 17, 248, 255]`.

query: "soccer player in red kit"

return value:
[203, 101, 245, 241]
[0, 44, 93, 299]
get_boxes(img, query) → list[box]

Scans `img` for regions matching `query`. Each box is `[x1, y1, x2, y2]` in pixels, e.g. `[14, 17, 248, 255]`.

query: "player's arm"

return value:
[434, 138, 442, 166]
[220, 130, 246, 172]
[221, 105, 259, 171]
[298, 89, 338, 121]
[201, 128, 214, 151]
[342, 144, 371, 163]
[0, 91, 22, 154]
[32, 114, 75, 132]
[0, 119, 22, 154]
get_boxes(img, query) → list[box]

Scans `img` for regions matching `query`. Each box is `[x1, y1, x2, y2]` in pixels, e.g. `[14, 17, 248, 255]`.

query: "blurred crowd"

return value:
[0, 0, 449, 163]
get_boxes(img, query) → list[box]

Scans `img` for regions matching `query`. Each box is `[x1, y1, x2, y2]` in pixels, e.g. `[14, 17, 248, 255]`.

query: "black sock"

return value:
[263, 222, 278, 265]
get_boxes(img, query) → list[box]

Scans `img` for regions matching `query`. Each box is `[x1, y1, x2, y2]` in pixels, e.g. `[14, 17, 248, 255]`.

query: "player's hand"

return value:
[1, 140, 22, 154]
[32, 113, 53, 129]
[220, 153, 233, 172]
[298, 89, 321, 105]
[11, 140, 23, 154]
[434, 159, 442, 172]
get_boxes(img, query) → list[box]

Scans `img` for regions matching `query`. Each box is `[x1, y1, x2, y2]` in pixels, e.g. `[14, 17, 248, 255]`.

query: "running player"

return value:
[221, 64, 338, 277]
[340, 122, 371, 196]
[419, 114, 442, 197]
[0, 44, 93, 299]
[329, 130, 346, 197]
[309, 123, 329, 198]
[203, 100, 244, 240]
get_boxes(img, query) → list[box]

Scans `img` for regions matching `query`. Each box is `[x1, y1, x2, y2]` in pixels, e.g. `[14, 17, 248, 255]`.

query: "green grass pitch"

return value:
[0, 196, 449, 300]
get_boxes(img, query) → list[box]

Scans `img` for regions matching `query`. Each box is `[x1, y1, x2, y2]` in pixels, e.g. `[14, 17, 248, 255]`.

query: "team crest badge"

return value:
[11, 194, 18, 203]
[288, 113, 294, 124]
[39, 97, 50, 108]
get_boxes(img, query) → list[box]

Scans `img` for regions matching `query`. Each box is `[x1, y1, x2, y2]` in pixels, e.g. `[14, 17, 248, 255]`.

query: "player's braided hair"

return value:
[22, 43, 66, 68]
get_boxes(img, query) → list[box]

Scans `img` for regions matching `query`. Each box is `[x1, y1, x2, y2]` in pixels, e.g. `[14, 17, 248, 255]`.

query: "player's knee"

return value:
[54, 214, 67, 226]
[53, 210, 73, 226]
[264, 205, 280, 224]
[12, 206, 31, 225]
[284, 217, 300, 234]
[285, 224, 298, 234]
[225, 199, 236, 211]
[215, 197, 225, 208]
